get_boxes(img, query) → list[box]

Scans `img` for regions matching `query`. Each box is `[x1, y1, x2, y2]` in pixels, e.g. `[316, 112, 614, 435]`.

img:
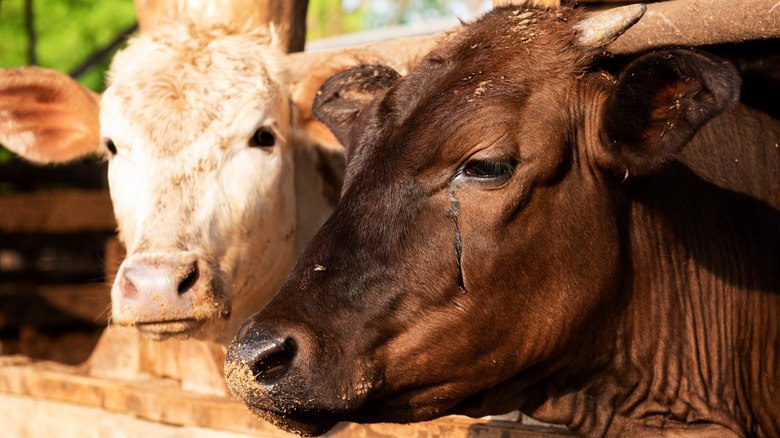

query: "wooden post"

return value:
[493, 0, 561, 8]
[134, 0, 309, 53]
[609, 0, 780, 54]
[260, 0, 309, 53]
[24, 0, 36, 65]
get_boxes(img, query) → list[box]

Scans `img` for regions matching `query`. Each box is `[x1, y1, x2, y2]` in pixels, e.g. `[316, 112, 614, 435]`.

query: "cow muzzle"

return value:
[224, 319, 372, 436]
[111, 252, 230, 340]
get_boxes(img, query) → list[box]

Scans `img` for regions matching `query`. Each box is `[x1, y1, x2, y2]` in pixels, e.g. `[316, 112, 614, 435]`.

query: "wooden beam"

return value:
[134, 0, 309, 53]
[0, 190, 115, 233]
[0, 283, 110, 328]
[610, 0, 780, 54]
[260, 0, 309, 53]
[0, 356, 573, 437]
[0, 160, 107, 190]
[493, 0, 561, 7]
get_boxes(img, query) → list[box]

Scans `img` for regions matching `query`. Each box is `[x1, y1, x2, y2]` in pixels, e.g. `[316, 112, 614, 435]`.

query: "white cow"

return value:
[0, 1, 347, 345]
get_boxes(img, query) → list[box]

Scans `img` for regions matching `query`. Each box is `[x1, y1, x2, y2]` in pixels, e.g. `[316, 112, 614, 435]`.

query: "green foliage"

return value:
[0, 147, 13, 163]
[0, 0, 136, 162]
[307, 0, 365, 40]
[0, 0, 137, 92]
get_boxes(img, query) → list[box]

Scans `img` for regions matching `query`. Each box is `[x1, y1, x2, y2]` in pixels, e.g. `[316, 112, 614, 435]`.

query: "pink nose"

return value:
[120, 255, 200, 299]
[111, 252, 224, 326]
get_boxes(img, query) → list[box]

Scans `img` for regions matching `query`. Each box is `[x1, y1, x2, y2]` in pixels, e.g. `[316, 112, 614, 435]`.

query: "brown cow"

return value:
[224, 4, 780, 437]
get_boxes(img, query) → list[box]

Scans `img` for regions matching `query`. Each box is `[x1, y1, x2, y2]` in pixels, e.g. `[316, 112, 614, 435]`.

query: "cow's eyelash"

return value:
[457, 159, 516, 181]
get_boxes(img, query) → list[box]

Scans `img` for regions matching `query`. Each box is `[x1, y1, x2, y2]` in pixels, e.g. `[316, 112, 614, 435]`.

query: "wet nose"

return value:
[111, 252, 215, 323]
[228, 323, 299, 384]
[119, 255, 200, 298]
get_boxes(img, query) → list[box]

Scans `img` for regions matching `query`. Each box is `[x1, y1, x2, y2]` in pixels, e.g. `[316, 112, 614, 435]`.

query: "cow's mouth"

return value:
[246, 407, 340, 437]
[136, 319, 203, 340]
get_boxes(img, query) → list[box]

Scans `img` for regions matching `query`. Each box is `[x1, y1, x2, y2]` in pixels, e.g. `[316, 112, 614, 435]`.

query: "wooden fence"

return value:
[0, 158, 115, 365]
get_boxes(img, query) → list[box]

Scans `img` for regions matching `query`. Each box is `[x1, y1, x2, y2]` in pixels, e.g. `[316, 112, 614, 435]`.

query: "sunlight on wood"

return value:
[493, 0, 561, 8]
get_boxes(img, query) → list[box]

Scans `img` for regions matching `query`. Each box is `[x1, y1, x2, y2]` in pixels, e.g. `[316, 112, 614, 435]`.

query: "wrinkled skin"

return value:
[226, 5, 780, 437]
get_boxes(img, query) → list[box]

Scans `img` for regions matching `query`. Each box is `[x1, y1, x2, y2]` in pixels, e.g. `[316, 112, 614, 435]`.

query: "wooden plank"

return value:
[0, 357, 572, 437]
[289, 33, 442, 81]
[610, 0, 780, 54]
[494, 0, 561, 7]
[0, 189, 116, 233]
[0, 394, 258, 438]
[574, 0, 662, 3]
[0, 160, 107, 190]
[0, 282, 110, 328]
[0, 326, 103, 365]
[0, 232, 108, 284]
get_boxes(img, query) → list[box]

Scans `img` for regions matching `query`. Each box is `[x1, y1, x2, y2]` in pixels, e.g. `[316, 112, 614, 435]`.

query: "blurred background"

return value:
[0, 0, 491, 93]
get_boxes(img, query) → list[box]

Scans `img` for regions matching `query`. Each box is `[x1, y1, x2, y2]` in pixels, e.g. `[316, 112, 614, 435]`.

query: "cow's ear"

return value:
[598, 49, 740, 175]
[313, 64, 400, 148]
[292, 50, 400, 151]
[0, 67, 101, 163]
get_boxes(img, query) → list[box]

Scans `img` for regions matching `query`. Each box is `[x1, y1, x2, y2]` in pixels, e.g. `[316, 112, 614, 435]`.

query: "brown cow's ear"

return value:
[598, 49, 740, 176]
[312, 64, 400, 148]
[292, 50, 400, 151]
[0, 67, 101, 163]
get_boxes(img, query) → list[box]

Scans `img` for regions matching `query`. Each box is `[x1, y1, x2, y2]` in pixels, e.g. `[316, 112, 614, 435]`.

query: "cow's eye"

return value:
[105, 139, 117, 155]
[250, 128, 276, 148]
[461, 160, 515, 180]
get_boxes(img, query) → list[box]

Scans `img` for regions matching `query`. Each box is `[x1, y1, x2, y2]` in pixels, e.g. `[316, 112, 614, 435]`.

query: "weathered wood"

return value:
[0, 356, 572, 437]
[0, 394, 256, 438]
[0, 231, 109, 283]
[575, 0, 662, 3]
[258, 0, 309, 53]
[86, 325, 228, 396]
[0, 326, 103, 365]
[610, 0, 780, 54]
[0, 283, 110, 328]
[288, 33, 442, 82]
[0, 160, 107, 190]
[494, 0, 561, 7]
[134, 0, 309, 53]
[0, 189, 115, 233]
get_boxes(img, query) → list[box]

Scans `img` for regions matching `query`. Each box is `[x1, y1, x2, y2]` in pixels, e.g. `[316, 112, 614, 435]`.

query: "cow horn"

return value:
[574, 3, 647, 48]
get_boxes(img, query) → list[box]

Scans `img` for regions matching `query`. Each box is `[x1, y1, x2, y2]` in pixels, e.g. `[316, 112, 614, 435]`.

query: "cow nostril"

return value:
[178, 262, 200, 295]
[251, 338, 297, 383]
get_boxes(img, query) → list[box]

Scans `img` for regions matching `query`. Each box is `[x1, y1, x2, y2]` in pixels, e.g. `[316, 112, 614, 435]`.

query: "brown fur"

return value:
[226, 5, 780, 437]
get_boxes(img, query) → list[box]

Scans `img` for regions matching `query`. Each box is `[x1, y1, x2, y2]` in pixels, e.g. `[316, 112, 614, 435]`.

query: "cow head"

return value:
[225, 4, 740, 435]
[100, 22, 297, 340]
[0, 11, 338, 341]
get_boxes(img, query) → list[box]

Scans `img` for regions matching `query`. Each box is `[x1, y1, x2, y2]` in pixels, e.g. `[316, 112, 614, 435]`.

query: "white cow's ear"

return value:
[597, 49, 740, 176]
[0, 67, 101, 163]
[292, 49, 400, 151]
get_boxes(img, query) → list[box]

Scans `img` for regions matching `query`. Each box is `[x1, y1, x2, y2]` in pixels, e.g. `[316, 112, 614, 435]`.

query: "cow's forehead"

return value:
[101, 21, 287, 154]
[349, 7, 590, 181]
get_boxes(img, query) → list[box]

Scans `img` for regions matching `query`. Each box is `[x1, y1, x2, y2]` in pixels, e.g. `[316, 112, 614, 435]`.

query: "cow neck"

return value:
[610, 103, 780, 437]
[576, 172, 777, 436]
[520, 103, 780, 436]
[517, 192, 753, 436]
